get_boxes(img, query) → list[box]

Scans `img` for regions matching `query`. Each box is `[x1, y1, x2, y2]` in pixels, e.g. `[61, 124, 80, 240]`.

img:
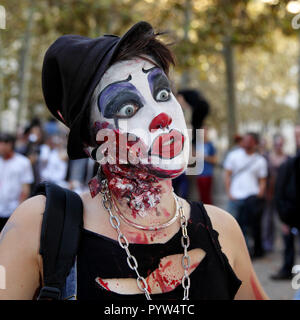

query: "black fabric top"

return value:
[76, 200, 242, 300]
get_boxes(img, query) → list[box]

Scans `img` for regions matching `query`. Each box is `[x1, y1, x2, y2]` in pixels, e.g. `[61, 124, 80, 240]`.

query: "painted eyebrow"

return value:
[142, 66, 157, 74]
[99, 74, 132, 97]
[147, 68, 171, 97]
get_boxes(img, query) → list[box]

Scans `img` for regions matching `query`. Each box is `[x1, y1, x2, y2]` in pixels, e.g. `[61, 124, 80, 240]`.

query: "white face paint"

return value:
[89, 57, 189, 179]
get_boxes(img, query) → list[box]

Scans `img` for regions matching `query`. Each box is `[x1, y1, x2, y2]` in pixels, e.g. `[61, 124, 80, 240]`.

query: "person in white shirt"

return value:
[0, 133, 34, 231]
[224, 132, 267, 258]
[39, 135, 68, 186]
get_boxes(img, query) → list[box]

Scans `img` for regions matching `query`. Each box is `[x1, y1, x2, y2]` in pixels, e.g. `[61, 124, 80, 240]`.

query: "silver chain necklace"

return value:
[99, 179, 191, 300]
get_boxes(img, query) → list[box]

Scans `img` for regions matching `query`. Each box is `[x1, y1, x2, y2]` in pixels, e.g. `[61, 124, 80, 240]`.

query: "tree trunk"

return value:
[223, 35, 237, 148]
[180, 0, 192, 88]
[16, 0, 35, 130]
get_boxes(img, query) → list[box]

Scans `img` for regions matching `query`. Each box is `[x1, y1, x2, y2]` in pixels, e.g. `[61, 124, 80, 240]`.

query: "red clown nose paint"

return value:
[149, 113, 172, 132]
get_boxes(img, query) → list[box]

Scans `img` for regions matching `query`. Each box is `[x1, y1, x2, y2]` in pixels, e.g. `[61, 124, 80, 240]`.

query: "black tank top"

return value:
[76, 200, 242, 300]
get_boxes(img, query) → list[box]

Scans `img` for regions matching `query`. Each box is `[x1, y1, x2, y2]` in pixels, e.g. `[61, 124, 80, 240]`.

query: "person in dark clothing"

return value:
[262, 134, 289, 253]
[270, 228, 296, 280]
[16, 119, 45, 194]
[270, 127, 300, 280]
[0, 21, 267, 300]
[177, 89, 210, 147]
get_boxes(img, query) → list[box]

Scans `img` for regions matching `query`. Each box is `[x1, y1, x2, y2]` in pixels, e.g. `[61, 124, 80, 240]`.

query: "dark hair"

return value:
[29, 117, 42, 128]
[0, 132, 16, 148]
[178, 89, 210, 146]
[178, 89, 210, 129]
[246, 132, 260, 145]
[23, 125, 31, 136]
[111, 31, 175, 76]
[82, 31, 175, 147]
[234, 134, 243, 144]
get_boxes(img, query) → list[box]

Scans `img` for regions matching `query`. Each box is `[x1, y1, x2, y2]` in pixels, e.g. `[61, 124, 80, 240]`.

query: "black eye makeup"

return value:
[155, 88, 171, 102]
[103, 91, 143, 119]
[147, 68, 171, 103]
[98, 80, 145, 120]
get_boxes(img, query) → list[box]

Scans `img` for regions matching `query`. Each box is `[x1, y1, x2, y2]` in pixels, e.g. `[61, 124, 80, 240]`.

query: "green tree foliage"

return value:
[0, 0, 297, 145]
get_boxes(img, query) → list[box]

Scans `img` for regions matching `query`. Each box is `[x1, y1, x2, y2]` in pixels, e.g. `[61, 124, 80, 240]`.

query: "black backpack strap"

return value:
[34, 181, 83, 300]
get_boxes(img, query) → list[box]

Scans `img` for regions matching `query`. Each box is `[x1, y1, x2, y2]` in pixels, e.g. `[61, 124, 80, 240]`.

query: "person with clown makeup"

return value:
[0, 22, 268, 300]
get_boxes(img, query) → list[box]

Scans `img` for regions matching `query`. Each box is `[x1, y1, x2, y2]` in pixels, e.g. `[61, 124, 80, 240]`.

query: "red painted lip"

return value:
[149, 129, 185, 159]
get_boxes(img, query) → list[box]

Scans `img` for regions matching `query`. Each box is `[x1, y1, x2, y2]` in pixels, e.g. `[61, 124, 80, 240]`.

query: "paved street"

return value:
[252, 244, 300, 300]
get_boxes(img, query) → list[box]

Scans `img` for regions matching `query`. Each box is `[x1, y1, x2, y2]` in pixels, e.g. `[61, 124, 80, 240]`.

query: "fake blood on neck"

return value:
[93, 123, 161, 218]
[102, 163, 161, 219]
[91, 122, 182, 219]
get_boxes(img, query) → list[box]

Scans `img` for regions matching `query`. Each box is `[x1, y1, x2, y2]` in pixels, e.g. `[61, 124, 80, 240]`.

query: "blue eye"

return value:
[116, 103, 138, 118]
[156, 89, 170, 102]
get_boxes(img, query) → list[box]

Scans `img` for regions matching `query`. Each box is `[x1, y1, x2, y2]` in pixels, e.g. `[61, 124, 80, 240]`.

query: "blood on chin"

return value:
[101, 162, 181, 219]
[93, 125, 185, 217]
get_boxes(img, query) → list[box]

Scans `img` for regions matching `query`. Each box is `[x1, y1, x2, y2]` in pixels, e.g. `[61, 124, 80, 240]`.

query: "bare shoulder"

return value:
[204, 204, 240, 236]
[8, 195, 45, 228]
[0, 195, 46, 253]
[203, 204, 243, 266]
[0, 196, 46, 299]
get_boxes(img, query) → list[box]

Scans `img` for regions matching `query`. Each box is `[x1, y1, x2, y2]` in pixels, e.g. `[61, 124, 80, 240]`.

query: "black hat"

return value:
[42, 21, 154, 159]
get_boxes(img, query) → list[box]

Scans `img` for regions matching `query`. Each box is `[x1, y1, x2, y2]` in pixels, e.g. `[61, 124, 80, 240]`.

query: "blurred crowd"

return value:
[224, 129, 299, 282]
[0, 89, 299, 285]
[0, 117, 97, 231]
